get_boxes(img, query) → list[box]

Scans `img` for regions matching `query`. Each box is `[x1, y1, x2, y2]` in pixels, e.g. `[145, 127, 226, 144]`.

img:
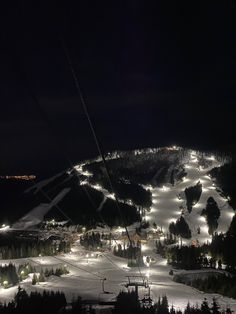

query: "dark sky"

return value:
[1, 2, 236, 178]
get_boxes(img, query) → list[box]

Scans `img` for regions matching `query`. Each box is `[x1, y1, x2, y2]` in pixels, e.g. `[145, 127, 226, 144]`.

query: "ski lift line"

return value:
[62, 39, 132, 246]
[38, 184, 73, 223]
[15, 62, 100, 226]
[14, 50, 107, 228]
[10, 56, 78, 225]
[62, 39, 145, 281]
[100, 253, 127, 274]
[81, 183, 111, 228]
[53, 256, 105, 280]
[55, 253, 106, 279]
[65, 274, 101, 282]
[9, 51, 109, 230]
[25, 178, 73, 224]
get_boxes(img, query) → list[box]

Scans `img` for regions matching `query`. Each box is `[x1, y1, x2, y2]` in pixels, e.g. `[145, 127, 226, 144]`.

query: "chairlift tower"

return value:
[125, 275, 153, 308]
[125, 275, 148, 296]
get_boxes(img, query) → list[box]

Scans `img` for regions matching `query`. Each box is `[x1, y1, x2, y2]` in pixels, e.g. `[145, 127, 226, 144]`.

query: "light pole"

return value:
[3, 280, 8, 289]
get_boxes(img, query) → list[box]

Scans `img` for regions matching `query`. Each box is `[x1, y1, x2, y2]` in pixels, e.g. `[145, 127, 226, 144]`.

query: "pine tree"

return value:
[38, 270, 45, 282]
[32, 273, 38, 285]
[211, 298, 220, 314]
[201, 298, 211, 314]
[161, 295, 169, 314]
[170, 305, 176, 314]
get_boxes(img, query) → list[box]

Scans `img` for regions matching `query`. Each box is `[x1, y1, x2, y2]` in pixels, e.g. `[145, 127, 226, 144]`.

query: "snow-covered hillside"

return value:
[1, 147, 236, 310]
[12, 147, 234, 238]
[143, 150, 234, 244]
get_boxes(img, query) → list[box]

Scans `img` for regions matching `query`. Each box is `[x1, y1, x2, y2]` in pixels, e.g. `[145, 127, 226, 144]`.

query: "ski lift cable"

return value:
[62, 39, 145, 280]
[12, 56, 102, 226]
[10, 41, 144, 284]
[61, 39, 132, 246]
[38, 186, 73, 222]
[8, 56, 78, 225]
[53, 256, 105, 280]
[100, 253, 127, 274]
[15, 56, 116, 255]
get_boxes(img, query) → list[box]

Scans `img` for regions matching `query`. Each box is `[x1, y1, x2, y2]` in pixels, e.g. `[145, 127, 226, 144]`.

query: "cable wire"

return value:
[62, 39, 145, 281]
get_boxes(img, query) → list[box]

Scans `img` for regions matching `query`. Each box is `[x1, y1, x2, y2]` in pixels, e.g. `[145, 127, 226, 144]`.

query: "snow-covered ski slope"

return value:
[75, 147, 234, 244]
[1, 246, 236, 311]
[1, 148, 236, 309]
[144, 150, 234, 244]
[13, 146, 234, 234]
[12, 188, 71, 230]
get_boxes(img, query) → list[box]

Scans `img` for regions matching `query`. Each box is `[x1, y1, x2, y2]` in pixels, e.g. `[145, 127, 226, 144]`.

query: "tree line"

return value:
[186, 273, 236, 299]
[0, 287, 232, 314]
[0, 263, 69, 288]
[113, 243, 143, 267]
[156, 242, 222, 270]
[80, 232, 103, 250]
[0, 238, 71, 259]
[115, 292, 232, 314]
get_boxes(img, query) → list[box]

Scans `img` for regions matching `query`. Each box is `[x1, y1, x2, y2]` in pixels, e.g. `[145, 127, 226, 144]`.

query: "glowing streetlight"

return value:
[227, 212, 235, 219]
[3, 280, 8, 288]
[108, 193, 115, 200]
[198, 216, 205, 222]
[162, 185, 169, 192]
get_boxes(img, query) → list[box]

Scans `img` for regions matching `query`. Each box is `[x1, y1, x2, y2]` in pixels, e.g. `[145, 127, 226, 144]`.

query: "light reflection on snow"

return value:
[227, 212, 235, 219]
[198, 216, 205, 222]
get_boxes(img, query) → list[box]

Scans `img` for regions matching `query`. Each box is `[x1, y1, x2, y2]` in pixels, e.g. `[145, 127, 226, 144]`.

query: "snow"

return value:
[144, 150, 235, 244]
[13, 188, 71, 229]
[1, 148, 235, 310]
[25, 171, 65, 194]
[1, 249, 236, 311]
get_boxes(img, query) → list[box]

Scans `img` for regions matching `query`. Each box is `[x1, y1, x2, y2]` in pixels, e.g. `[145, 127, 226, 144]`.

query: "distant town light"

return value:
[0, 225, 10, 232]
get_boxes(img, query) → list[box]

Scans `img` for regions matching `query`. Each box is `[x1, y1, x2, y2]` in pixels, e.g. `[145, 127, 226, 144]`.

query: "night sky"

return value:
[1, 2, 236, 178]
